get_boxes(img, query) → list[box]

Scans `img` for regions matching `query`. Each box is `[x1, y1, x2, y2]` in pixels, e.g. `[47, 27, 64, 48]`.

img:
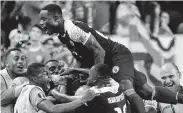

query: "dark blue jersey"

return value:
[58, 20, 118, 68]
[86, 85, 126, 113]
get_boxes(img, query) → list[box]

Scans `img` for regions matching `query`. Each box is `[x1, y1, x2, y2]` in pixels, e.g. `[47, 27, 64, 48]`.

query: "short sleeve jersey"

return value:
[58, 20, 116, 68]
[85, 85, 126, 113]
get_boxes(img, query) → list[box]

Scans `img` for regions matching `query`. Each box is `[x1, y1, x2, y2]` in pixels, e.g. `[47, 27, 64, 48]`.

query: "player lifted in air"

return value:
[39, 4, 183, 113]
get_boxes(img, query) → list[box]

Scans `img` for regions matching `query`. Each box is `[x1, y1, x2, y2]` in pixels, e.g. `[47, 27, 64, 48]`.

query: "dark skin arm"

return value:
[85, 34, 105, 64]
[49, 89, 80, 103]
[38, 89, 96, 113]
[60, 67, 90, 76]
[38, 98, 85, 113]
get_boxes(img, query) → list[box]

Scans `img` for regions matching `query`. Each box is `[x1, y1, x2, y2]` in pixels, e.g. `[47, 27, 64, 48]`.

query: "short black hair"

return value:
[45, 59, 58, 65]
[5, 48, 21, 58]
[32, 24, 44, 32]
[42, 4, 62, 15]
[94, 64, 111, 78]
[27, 63, 45, 79]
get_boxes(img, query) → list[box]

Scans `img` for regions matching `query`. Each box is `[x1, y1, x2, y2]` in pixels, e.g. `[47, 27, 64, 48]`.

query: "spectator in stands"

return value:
[9, 16, 31, 48]
[157, 62, 183, 113]
[72, 1, 88, 23]
[25, 24, 51, 65]
[116, 1, 141, 37]
[0, 48, 29, 113]
[159, 11, 173, 36]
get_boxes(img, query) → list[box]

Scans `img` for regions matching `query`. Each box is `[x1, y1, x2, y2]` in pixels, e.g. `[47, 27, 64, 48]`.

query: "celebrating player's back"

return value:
[75, 64, 126, 113]
[88, 85, 126, 113]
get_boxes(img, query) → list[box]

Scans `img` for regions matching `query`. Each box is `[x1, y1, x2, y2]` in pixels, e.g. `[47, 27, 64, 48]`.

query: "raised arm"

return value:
[60, 67, 90, 76]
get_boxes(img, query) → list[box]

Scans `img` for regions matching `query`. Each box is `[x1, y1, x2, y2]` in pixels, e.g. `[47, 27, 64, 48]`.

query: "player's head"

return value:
[160, 11, 170, 25]
[160, 62, 181, 92]
[29, 24, 44, 41]
[39, 4, 64, 35]
[5, 48, 27, 76]
[45, 60, 59, 75]
[45, 60, 66, 75]
[27, 63, 51, 91]
[87, 64, 111, 86]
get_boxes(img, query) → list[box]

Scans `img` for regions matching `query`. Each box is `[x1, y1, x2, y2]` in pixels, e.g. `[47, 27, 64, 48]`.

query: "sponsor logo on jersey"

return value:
[112, 66, 119, 74]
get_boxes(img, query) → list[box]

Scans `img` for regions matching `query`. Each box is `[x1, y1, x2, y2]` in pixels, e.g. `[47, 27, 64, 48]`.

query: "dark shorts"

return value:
[105, 43, 147, 88]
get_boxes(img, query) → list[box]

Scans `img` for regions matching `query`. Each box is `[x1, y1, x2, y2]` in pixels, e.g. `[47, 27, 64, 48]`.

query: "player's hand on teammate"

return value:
[11, 77, 29, 87]
[51, 74, 67, 86]
[48, 89, 68, 102]
[12, 77, 30, 97]
[59, 67, 74, 76]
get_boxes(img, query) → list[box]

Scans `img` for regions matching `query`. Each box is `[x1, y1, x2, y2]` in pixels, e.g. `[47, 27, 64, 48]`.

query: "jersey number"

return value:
[114, 107, 122, 113]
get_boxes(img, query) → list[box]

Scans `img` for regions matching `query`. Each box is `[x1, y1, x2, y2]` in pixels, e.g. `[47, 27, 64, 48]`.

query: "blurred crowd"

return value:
[1, 0, 183, 77]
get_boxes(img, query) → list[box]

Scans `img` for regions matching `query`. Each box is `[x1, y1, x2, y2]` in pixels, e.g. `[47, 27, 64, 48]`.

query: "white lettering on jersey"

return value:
[114, 107, 122, 113]
[107, 93, 125, 104]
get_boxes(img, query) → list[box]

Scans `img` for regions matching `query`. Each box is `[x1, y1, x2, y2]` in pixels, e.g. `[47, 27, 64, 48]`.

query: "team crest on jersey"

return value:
[112, 66, 119, 74]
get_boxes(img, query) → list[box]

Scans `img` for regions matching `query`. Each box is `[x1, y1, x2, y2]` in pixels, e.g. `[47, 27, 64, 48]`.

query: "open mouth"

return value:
[165, 82, 174, 88]
[17, 65, 24, 70]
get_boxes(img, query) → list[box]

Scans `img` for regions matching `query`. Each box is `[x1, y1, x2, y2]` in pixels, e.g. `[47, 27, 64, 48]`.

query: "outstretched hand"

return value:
[51, 75, 67, 86]
[59, 67, 74, 76]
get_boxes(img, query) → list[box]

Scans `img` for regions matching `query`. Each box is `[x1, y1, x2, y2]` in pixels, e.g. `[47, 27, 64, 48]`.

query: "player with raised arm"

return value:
[39, 4, 183, 113]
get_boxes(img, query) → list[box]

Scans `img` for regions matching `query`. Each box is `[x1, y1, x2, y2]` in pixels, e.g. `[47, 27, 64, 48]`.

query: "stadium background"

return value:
[1, 1, 183, 86]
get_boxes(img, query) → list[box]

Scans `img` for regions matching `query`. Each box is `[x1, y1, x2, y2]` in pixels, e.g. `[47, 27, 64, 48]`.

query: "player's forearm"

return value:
[51, 89, 80, 102]
[72, 68, 90, 75]
[94, 48, 105, 64]
[127, 93, 146, 113]
[50, 98, 84, 113]
[1, 87, 16, 105]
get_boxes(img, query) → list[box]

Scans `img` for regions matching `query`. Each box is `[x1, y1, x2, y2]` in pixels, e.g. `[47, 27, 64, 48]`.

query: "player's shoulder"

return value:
[65, 20, 91, 33]
[90, 85, 120, 95]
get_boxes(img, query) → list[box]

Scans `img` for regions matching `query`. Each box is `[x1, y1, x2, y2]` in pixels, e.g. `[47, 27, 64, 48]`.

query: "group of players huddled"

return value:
[1, 4, 183, 113]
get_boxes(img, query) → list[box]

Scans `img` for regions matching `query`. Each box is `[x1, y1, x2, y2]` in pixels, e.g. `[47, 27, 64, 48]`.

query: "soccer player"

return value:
[39, 4, 183, 113]
[0, 48, 28, 113]
[50, 64, 126, 113]
[86, 64, 126, 113]
[45, 60, 67, 94]
[157, 62, 183, 113]
[14, 63, 97, 113]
